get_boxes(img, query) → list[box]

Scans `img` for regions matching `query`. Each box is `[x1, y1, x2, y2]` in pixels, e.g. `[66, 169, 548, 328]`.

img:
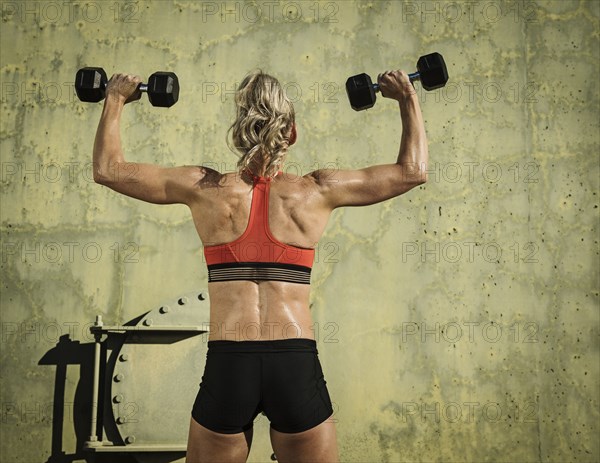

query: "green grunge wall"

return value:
[1, 1, 598, 462]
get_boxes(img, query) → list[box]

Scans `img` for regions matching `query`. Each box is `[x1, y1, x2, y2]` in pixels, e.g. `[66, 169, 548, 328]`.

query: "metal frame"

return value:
[83, 291, 210, 456]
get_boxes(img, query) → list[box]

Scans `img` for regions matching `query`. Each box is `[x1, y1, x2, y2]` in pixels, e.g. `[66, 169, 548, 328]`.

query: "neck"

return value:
[245, 157, 285, 179]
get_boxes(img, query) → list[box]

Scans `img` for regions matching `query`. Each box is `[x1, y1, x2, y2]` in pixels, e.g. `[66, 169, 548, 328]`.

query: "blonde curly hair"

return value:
[227, 70, 295, 178]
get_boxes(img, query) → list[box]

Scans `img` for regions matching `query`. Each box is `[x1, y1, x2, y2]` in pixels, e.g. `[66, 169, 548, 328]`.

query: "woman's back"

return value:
[185, 169, 332, 341]
[188, 169, 330, 250]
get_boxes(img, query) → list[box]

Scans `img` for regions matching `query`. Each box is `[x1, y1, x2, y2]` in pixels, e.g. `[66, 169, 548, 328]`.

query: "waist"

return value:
[207, 338, 317, 353]
[206, 281, 313, 342]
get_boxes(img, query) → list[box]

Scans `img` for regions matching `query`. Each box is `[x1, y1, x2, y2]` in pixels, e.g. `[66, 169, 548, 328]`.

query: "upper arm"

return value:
[94, 162, 210, 205]
[309, 163, 427, 209]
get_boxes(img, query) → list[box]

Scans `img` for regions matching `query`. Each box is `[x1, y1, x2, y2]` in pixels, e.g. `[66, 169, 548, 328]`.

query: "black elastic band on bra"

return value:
[207, 262, 311, 285]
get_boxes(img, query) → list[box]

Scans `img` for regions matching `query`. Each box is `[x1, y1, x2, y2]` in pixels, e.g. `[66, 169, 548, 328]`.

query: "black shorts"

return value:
[191, 338, 334, 434]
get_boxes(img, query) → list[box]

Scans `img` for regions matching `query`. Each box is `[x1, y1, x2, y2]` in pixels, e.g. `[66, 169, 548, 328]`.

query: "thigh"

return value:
[269, 414, 339, 463]
[186, 416, 253, 463]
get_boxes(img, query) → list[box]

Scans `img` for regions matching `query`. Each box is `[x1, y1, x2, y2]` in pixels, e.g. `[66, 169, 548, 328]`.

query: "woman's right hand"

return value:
[377, 70, 416, 103]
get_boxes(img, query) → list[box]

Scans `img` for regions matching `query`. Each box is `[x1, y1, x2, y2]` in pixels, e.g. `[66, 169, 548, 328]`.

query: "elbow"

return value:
[92, 160, 118, 186]
[414, 155, 428, 185]
[398, 161, 427, 186]
[417, 150, 428, 184]
[410, 176, 427, 189]
[93, 171, 111, 186]
[94, 174, 120, 188]
[413, 144, 428, 185]
[92, 157, 107, 184]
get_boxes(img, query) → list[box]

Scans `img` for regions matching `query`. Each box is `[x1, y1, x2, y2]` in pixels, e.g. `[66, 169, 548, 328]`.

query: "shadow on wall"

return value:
[40, 335, 120, 463]
[38, 291, 212, 463]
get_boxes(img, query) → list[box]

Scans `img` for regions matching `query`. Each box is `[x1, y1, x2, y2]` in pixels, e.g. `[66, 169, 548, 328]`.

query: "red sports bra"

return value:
[203, 173, 315, 284]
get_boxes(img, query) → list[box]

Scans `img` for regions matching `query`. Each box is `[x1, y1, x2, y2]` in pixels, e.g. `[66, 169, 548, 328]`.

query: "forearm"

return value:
[396, 94, 428, 182]
[93, 99, 126, 183]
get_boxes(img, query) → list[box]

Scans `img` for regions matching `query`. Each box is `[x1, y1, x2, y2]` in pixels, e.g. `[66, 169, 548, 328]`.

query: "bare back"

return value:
[187, 170, 333, 342]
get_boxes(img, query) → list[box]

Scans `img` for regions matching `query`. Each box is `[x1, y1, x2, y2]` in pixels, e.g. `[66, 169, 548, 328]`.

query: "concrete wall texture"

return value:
[1, 1, 598, 462]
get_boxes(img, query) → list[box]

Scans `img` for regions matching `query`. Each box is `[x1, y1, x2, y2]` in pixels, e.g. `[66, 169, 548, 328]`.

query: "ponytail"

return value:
[227, 70, 295, 178]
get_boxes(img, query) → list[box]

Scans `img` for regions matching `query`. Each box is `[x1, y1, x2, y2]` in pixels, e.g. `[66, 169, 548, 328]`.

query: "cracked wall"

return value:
[1, 1, 599, 462]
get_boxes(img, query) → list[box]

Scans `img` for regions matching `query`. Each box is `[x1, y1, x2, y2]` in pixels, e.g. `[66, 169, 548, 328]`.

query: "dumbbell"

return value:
[345, 52, 448, 111]
[75, 67, 180, 107]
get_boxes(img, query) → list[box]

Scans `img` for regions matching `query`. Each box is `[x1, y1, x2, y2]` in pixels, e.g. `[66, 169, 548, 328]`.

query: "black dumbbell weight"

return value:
[345, 52, 448, 111]
[75, 67, 180, 107]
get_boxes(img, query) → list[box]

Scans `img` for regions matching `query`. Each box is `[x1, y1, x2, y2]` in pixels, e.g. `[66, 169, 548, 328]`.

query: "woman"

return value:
[93, 69, 427, 463]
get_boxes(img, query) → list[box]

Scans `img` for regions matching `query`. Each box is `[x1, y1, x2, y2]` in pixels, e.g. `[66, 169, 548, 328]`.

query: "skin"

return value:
[93, 70, 427, 463]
